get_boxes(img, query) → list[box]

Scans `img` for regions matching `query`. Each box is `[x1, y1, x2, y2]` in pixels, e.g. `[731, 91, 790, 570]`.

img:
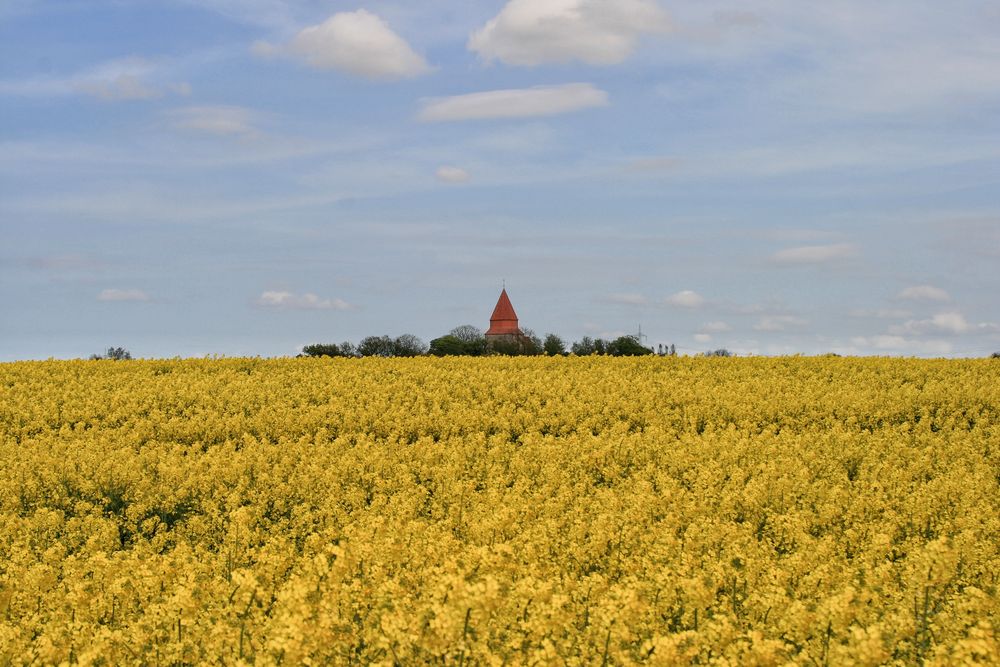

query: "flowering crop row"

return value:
[0, 357, 997, 664]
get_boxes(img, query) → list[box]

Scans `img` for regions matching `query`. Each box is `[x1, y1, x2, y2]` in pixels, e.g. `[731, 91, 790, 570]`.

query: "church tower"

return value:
[485, 288, 523, 344]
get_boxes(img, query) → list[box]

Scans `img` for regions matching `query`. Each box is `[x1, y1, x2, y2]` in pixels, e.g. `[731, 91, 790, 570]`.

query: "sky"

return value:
[1, 0, 999, 360]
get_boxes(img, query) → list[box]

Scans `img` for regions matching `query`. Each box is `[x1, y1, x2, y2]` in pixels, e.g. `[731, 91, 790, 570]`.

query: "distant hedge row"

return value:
[302, 326, 665, 358]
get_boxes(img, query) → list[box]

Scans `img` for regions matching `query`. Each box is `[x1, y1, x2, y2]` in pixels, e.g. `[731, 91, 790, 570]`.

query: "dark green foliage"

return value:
[392, 334, 428, 357]
[571, 336, 599, 355]
[90, 347, 132, 361]
[445, 326, 487, 355]
[302, 343, 344, 358]
[705, 348, 735, 357]
[429, 335, 477, 356]
[543, 334, 567, 356]
[606, 336, 653, 356]
[488, 335, 540, 356]
[572, 337, 610, 355]
[521, 328, 543, 355]
[301, 333, 466, 357]
[449, 325, 484, 344]
[357, 335, 397, 358]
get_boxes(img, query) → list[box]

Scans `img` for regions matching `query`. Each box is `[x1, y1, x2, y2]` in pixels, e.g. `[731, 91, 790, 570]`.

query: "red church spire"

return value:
[486, 288, 521, 336]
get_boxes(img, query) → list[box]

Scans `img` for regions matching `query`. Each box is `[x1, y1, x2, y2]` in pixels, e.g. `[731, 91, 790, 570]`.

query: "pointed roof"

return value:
[486, 288, 522, 336]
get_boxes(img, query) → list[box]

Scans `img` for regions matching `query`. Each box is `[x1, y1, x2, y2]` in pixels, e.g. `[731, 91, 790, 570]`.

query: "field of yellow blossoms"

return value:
[0, 356, 998, 665]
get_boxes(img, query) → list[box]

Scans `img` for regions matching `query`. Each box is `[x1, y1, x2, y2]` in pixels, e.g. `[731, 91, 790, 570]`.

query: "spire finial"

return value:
[502, 278, 505, 290]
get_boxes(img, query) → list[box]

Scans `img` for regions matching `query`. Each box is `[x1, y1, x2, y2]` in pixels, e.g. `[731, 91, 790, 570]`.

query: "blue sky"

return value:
[2, 0, 998, 359]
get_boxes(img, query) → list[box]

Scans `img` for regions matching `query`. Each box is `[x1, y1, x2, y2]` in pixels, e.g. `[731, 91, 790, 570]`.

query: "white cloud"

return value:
[693, 333, 712, 343]
[927, 312, 972, 335]
[897, 285, 950, 301]
[168, 106, 261, 137]
[700, 321, 731, 333]
[418, 83, 608, 122]
[255, 290, 353, 311]
[607, 293, 648, 306]
[435, 166, 470, 183]
[770, 243, 857, 264]
[753, 315, 808, 332]
[469, 0, 670, 66]
[664, 290, 704, 308]
[98, 288, 149, 302]
[889, 312, 999, 336]
[265, 10, 430, 80]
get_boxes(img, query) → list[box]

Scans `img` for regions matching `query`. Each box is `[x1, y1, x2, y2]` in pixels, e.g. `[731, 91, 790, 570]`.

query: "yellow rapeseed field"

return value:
[0, 356, 998, 665]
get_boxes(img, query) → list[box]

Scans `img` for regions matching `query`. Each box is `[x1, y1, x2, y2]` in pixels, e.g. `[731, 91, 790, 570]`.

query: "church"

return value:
[485, 288, 528, 349]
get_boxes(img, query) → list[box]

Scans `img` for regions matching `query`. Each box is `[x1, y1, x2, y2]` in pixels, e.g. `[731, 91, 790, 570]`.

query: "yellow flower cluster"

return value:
[0, 356, 998, 665]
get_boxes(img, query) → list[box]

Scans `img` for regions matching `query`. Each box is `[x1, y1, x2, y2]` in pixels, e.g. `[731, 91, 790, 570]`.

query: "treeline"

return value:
[301, 326, 670, 358]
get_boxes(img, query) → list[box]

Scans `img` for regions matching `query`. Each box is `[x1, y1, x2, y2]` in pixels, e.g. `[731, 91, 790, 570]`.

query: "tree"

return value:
[357, 335, 396, 357]
[429, 335, 468, 356]
[543, 334, 567, 356]
[571, 336, 596, 355]
[607, 335, 653, 356]
[448, 325, 486, 355]
[520, 328, 543, 355]
[90, 346, 131, 360]
[450, 325, 483, 343]
[339, 341, 358, 358]
[392, 334, 428, 357]
[992, 352, 1000, 358]
[302, 343, 342, 357]
[704, 348, 734, 357]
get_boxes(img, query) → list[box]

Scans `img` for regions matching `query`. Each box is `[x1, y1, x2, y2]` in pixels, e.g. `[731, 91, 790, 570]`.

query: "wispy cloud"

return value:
[435, 166, 470, 183]
[897, 285, 950, 301]
[624, 156, 681, 173]
[753, 315, 808, 332]
[469, 0, 670, 66]
[97, 288, 150, 302]
[255, 10, 431, 80]
[419, 84, 608, 122]
[850, 308, 913, 319]
[255, 290, 353, 311]
[606, 293, 648, 306]
[168, 106, 262, 137]
[0, 57, 190, 101]
[25, 254, 106, 272]
[770, 243, 857, 265]
[700, 321, 731, 333]
[664, 290, 704, 308]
